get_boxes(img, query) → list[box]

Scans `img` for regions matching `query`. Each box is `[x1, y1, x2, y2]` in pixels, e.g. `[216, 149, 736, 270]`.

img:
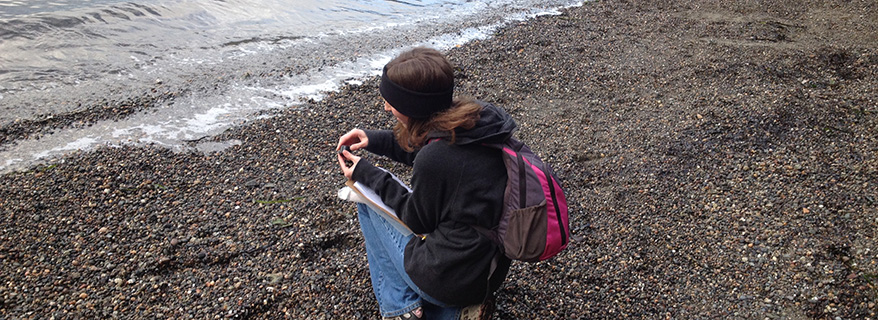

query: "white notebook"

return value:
[338, 173, 421, 238]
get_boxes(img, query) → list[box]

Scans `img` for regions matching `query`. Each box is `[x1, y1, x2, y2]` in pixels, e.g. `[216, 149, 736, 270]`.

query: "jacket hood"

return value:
[428, 101, 517, 145]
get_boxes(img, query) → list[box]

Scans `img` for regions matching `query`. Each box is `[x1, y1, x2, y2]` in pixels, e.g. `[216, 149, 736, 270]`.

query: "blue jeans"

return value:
[356, 203, 463, 319]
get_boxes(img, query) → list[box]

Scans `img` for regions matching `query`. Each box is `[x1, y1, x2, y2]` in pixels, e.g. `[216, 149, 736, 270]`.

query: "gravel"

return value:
[2, 0, 876, 319]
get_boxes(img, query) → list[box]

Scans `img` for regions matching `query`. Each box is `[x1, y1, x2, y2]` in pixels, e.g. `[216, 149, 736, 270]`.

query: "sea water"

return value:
[0, 0, 581, 172]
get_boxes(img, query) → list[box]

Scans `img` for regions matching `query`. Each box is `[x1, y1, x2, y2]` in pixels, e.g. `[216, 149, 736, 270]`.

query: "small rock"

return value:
[244, 179, 260, 187]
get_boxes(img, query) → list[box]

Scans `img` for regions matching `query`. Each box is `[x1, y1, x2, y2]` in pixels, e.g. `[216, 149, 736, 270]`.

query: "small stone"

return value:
[244, 179, 260, 187]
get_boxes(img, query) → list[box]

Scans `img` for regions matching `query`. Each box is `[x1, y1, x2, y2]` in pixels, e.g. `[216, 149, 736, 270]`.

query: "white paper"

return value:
[339, 174, 417, 237]
[337, 186, 365, 203]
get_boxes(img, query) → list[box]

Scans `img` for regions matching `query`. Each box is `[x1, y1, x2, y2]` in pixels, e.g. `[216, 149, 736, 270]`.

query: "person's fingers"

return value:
[344, 129, 367, 150]
[336, 131, 364, 179]
[337, 130, 355, 150]
[337, 150, 360, 179]
[337, 153, 348, 171]
[341, 149, 360, 163]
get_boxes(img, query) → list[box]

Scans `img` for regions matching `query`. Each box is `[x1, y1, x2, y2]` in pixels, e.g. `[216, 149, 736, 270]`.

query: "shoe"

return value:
[459, 295, 495, 320]
[461, 303, 496, 320]
[459, 304, 482, 320]
[383, 307, 423, 320]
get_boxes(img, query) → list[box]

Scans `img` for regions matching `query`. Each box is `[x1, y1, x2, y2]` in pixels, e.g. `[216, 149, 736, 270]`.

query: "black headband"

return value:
[379, 66, 454, 119]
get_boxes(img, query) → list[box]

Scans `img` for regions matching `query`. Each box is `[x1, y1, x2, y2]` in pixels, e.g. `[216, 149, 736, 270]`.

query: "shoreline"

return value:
[0, 0, 580, 161]
[2, 1, 877, 318]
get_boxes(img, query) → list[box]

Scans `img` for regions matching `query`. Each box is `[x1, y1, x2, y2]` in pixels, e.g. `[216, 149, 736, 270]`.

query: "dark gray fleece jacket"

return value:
[351, 102, 515, 306]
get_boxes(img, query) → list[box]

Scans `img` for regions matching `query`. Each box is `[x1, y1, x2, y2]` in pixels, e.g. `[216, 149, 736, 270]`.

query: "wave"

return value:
[0, 3, 164, 41]
[0, 0, 584, 173]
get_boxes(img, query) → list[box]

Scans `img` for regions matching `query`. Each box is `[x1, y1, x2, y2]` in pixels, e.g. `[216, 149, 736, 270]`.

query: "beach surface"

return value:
[2, 0, 877, 318]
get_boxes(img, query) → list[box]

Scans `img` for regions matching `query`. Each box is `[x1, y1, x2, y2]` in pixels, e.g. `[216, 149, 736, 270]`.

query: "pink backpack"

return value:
[475, 138, 570, 262]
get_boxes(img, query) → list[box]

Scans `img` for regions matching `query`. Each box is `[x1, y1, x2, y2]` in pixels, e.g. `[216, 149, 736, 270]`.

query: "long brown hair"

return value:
[384, 47, 482, 151]
[393, 98, 482, 151]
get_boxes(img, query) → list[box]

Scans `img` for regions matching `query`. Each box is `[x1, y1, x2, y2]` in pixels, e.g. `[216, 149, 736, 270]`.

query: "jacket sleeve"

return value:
[363, 130, 417, 166]
[399, 147, 451, 233]
[350, 159, 416, 221]
[351, 143, 450, 234]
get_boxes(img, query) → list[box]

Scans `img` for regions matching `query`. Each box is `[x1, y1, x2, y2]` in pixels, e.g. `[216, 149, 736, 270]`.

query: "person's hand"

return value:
[337, 129, 367, 180]
[337, 149, 361, 180]
[337, 129, 368, 152]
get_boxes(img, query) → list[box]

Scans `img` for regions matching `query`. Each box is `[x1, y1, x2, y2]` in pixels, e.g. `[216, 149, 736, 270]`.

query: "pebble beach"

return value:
[2, 0, 877, 318]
